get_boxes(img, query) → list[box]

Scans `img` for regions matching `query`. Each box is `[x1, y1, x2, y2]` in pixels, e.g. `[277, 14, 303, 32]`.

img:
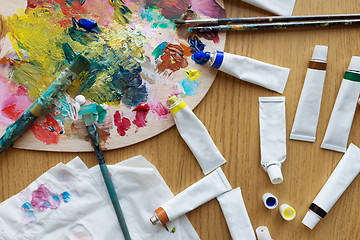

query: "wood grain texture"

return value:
[1, 0, 360, 239]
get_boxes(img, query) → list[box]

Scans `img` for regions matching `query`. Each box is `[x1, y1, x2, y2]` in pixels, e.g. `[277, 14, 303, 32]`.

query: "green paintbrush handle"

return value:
[85, 123, 131, 239]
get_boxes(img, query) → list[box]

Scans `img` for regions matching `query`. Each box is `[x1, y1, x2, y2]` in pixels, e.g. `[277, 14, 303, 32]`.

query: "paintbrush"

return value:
[80, 104, 131, 240]
[175, 13, 360, 25]
[0, 55, 90, 155]
[188, 18, 360, 33]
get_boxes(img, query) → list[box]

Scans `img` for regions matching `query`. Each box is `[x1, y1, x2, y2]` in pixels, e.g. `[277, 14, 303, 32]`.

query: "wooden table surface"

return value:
[1, 0, 360, 239]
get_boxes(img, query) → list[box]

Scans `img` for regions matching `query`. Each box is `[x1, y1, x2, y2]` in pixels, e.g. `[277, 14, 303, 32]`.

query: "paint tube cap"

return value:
[312, 45, 328, 62]
[302, 210, 321, 230]
[262, 193, 278, 209]
[348, 56, 360, 72]
[256, 226, 273, 240]
[266, 165, 283, 184]
[279, 204, 296, 221]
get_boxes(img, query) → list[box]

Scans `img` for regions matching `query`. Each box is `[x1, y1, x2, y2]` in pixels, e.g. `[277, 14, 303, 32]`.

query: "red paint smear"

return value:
[132, 103, 150, 128]
[132, 111, 149, 128]
[133, 103, 150, 111]
[1, 104, 24, 121]
[212, 35, 220, 44]
[27, 0, 53, 9]
[31, 114, 62, 145]
[113, 111, 131, 136]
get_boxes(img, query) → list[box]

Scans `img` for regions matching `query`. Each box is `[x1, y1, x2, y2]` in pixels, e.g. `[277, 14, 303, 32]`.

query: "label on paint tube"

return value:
[155, 168, 232, 224]
[290, 45, 328, 142]
[321, 57, 360, 153]
[217, 52, 290, 94]
[169, 97, 226, 175]
[259, 97, 286, 184]
[302, 143, 360, 230]
[217, 188, 256, 240]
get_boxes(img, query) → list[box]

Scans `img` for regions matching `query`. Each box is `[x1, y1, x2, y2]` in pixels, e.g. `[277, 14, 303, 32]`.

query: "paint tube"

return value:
[217, 188, 256, 240]
[240, 0, 296, 16]
[290, 45, 328, 142]
[302, 143, 360, 229]
[150, 168, 232, 225]
[321, 56, 360, 153]
[193, 51, 290, 94]
[168, 96, 226, 175]
[256, 226, 273, 240]
[259, 97, 286, 184]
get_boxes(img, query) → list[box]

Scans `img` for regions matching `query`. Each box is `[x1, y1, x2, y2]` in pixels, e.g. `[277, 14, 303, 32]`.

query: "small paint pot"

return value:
[279, 204, 296, 221]
[256, 226, 273, 240]
[262, 193, 278, 209]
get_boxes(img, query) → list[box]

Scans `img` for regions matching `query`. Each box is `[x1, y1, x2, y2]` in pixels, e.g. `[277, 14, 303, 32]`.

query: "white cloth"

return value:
[241, 0, 296, 16]
[0, 156, 199, 240]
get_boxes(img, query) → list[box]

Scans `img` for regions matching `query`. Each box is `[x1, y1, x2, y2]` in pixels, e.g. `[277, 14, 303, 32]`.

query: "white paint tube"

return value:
[240, 0, 296, 16]
[168, 96, 226, 175]
[290, 45, 328, 142]
[194, 51, 290, 94]
[259, 97, 286, 184]
[321, 56, 360, 153]
[150, 168, 232, 225]
[217, 188, 256, 240]
[302, 143, 360, 229]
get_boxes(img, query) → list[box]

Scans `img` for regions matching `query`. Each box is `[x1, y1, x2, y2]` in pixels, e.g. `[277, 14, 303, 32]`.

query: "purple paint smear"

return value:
[30, 184, 61, 211]
[21, 185, 71, 224]
[191, 0, 226, 18]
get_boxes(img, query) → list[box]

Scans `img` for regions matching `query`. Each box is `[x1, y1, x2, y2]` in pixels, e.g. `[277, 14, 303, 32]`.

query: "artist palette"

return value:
[0, 0, 226, 151]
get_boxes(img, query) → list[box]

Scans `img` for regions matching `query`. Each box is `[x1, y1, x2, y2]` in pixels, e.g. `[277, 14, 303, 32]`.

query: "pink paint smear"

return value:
[0, 75, 32, 126]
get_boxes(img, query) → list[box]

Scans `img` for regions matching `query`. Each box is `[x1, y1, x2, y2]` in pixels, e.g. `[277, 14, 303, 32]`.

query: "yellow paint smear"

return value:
[0, 15, 8, 40]
[184, 69, 201, 81]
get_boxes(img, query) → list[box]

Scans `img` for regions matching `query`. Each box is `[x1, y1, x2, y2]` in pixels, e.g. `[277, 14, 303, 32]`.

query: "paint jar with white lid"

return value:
[262, 193, 278, 209]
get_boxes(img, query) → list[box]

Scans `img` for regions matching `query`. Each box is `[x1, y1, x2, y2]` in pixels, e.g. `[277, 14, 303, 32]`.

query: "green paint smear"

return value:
[141, 7, 176, 30]
[78, 104, 107, 124]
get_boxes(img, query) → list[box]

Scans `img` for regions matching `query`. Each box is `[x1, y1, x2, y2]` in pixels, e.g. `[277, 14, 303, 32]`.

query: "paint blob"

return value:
[113, 110, 131, 136]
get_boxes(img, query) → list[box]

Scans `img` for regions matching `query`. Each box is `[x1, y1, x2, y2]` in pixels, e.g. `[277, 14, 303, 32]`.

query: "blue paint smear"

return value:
[188, 36, 206, 54]
[62, 191, 71, 203]
[180, 79, 200, 96]
[52, 195, 60, 202]
[22, 202, 33, 212]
